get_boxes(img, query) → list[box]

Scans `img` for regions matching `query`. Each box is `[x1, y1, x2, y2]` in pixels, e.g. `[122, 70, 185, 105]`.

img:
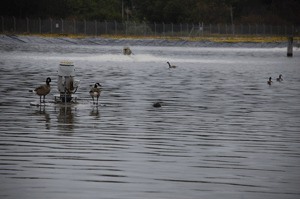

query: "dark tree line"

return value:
[1, 0, 300, 25]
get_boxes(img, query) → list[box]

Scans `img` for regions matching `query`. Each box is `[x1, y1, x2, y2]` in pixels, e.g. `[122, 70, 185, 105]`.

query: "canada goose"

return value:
[167, 61, 176, 68]
[29, 77, 51, 103]
[90, 83, 102, 104]
[276, 74, 283, 82]
[267, 77, 272, 85]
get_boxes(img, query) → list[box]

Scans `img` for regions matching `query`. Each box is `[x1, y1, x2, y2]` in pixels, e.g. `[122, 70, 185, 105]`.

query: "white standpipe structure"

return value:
[55, 61, 80, 103]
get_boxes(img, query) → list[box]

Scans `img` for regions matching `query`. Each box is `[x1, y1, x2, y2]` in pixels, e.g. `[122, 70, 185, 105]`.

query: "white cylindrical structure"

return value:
[58, 61, 75, 76]
[57, 61, 77, 102]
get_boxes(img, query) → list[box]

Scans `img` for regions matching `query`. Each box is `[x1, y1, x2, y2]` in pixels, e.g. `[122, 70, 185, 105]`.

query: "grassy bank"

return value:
[93, 34, 298, 43]
[91, 35, 300, 43]
[13, 33, 300, 43]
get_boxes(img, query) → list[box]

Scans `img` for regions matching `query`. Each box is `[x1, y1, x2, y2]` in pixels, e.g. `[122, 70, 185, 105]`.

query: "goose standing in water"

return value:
[90, 83, 102, 105]
[167, 61, 177, 68]
[276, 74, 283, 82]
[267, 77, 272, 85]
[29, 77, 51, 103]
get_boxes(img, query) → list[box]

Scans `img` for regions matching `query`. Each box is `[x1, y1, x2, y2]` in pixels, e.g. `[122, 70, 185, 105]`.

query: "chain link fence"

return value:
[1, 16, 299, 37]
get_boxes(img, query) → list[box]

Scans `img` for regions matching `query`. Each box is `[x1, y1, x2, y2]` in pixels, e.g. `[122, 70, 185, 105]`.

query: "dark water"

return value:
[1, 42, 300, 199]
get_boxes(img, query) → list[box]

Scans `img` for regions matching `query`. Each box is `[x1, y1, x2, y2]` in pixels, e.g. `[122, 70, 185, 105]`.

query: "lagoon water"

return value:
[1, 39, 300, 199]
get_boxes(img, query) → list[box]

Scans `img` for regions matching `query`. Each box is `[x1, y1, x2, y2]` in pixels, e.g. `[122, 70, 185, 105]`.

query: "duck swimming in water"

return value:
[276, 74, 283, 82]
[29, 77, 51, 103]
[90, 83, 102, 104]
[167, 61, 177, 68]
[267, 77, 272, 85]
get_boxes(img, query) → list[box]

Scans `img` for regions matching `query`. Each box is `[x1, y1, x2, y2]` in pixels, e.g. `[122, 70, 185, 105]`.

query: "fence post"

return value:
[1, 16, 4, 33]
[26, 17, 29, 33]
[256, 24, 258, 35]
[39, 18, 41, 34]
[125, 21, 127, 35]
[61, 18, 64, 34]
[50, 18, 52, 34]
[190, 23, 194, 37]
[270, 25, 272, 35]
[180, 23, 182, 36]
[84, 20, 86, 35]
[186, 23, 188, 36]
[95, 20, 97, 36]
[285, 25, 287, 36]
[134, 21, 136, 35]
[248, 24, 251, 35]
[73, 19, 76, 34]
[13, 16, 16, 33]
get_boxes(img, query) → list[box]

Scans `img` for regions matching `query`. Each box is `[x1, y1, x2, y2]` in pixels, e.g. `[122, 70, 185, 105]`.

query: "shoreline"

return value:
[1, 33, 299, 48]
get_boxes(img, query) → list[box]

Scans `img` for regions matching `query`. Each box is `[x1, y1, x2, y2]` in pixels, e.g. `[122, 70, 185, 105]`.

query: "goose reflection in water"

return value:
[33, 106, 51, 130]
[90, 106, 100, 119]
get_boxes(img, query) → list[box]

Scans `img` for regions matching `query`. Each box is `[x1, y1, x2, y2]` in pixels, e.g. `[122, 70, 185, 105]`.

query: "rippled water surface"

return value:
[1, 41, 300, 199]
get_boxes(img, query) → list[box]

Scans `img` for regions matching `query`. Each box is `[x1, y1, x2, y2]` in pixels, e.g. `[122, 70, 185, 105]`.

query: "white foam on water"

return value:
[85, 53, 167, 63]
[0, 45, 296, 66]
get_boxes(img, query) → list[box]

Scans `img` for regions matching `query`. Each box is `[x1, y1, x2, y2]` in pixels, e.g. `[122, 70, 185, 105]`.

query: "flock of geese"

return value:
[29, 77, 102, 105]
[29, 62, 282, 106]
[30, 61, 177, 105]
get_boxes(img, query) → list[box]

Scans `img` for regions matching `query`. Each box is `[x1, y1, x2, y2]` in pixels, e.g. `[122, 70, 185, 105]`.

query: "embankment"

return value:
[0, 34, 296, 48]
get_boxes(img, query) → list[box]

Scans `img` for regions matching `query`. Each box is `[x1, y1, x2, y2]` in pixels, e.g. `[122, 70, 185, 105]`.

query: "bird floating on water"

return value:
[167, 61, 177, 68]
[90, 83, 102, 105]
[153, 102, 162, 108]
[29, 77, 51, 103]
[276, 74, 283, 82]
[267, 77, 272, 85]
[123, 47, 132, 55]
